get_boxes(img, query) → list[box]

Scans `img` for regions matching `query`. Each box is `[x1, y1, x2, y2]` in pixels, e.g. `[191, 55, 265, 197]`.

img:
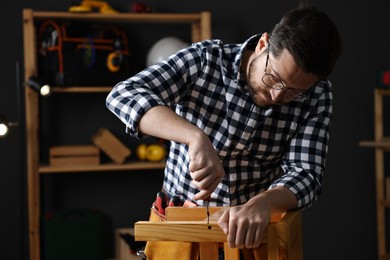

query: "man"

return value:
[106, 2, 342, 252]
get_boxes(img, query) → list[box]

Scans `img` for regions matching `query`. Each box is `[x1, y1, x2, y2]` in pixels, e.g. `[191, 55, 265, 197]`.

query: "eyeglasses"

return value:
[261, 44, 307, 101]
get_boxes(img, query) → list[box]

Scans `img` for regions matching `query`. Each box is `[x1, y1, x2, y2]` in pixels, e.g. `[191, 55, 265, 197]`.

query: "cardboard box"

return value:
[49, 145, 100, 166]
[92, 128, 131, 164]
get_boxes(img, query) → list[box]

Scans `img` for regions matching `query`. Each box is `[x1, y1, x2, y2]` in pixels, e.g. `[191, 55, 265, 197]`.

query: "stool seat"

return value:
[134, 207, 302, 260]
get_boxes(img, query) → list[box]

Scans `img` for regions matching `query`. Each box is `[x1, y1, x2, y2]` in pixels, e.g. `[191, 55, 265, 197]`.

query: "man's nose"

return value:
[270, 88, 284, 102]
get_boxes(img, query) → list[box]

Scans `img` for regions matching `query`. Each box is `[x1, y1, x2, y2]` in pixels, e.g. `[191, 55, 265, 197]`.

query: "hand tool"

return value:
[168, 195, 183, 206]
[154, 192, 167, 215]
[205, 199, 210, 224]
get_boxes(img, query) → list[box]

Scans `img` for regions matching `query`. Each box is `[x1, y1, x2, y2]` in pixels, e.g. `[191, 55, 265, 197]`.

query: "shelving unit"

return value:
[360, 89, 390, 259]
[23, 9, 211, 260]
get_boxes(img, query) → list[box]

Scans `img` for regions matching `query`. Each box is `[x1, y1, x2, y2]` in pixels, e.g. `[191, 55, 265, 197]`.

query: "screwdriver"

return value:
[205, 199, 210, 224]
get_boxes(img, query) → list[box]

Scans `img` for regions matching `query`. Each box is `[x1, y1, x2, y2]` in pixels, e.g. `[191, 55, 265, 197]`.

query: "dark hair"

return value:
[269, 3, 342, 79]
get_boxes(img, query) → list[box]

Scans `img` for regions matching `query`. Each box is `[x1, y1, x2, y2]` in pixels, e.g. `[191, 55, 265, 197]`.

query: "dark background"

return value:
[0, 0, 385, 259]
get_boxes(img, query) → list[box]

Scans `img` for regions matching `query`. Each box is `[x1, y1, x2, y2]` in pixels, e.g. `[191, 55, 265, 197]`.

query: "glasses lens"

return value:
[284, 90, 307, 101]
[262, 74, 307, 101]
[262, 74, 284, 89]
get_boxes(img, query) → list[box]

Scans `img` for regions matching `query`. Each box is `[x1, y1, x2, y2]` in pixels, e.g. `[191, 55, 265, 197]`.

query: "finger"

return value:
[191, 173, 219, 192]
[244, 225, 256, 248]
[228, 215, 238, 248]
[193, 189, 211, 201]
[234, 222, 246, 249]
[188, 155, 206, 172]
[253, 225, 264, 248]
[192, 175, 220, 200]
[190, 168, 208, 182]
[217, 209, 229, 235]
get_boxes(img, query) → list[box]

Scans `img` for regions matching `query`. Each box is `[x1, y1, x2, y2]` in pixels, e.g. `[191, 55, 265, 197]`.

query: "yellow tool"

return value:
[68, 0, 119, 14]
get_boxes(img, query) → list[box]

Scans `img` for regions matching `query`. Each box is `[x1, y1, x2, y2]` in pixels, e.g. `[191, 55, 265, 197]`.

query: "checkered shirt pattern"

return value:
[106, 34, 333, 210]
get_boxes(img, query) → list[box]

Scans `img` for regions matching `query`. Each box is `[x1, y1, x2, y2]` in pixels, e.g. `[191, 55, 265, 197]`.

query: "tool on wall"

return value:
[69, 0, 119, 14]
[38, 19, 130, 86]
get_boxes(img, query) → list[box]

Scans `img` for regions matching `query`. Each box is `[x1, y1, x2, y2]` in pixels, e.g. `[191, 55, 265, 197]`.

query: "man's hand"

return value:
[218, 199, 271, 249]
[138, 105, 224, 201]
[189, 131, 224, 201]
[217, 187, 298, 249]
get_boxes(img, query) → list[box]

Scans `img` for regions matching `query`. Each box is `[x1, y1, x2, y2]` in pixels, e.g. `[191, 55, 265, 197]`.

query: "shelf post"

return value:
[23, 8, 41, 260]
[374, 89, 386, 258]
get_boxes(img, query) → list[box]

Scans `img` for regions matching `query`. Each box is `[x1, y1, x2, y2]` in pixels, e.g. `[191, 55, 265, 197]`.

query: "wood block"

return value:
[165, 207, 225, 221]
[135, 221, 226, 242]
[165, 206, 284, 223]
[91, 128, 131, 164]
[49, 145, 100, 166]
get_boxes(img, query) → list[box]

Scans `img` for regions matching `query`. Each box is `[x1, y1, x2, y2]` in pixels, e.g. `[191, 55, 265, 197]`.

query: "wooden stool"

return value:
[135, 207, 302, 260]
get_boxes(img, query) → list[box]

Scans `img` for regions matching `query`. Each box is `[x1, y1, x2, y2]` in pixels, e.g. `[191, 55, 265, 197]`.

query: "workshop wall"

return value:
[0, 0, 383, 259]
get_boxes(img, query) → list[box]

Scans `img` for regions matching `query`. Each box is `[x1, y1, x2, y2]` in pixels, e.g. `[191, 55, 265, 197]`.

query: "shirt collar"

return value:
[234, 33, 262, 89]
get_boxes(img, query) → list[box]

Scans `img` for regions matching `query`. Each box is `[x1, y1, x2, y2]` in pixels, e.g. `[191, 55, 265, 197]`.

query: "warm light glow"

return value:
[0, 123, 8, 137]
[40, 84, 51, 96]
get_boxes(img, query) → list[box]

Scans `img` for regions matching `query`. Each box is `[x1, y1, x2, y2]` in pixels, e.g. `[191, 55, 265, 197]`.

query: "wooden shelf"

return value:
[23, 9, 211, 260]
[359, 89, 390, 259]
[25, 9, 211, 43]
[359, 138, 390, 150]
[29, 11, 207, 23]
[375, 88, 390, 96]
[39, 161, 166, 174]
[52, 86, 113, 93]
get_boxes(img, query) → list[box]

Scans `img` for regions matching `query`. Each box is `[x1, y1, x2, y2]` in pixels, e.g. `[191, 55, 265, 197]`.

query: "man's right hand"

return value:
[188, 131, 225, 201]
[138, 105, 224, 200]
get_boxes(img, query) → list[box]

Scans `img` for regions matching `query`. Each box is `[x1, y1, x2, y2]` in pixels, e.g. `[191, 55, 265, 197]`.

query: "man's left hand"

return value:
[217, 199, 271, 249]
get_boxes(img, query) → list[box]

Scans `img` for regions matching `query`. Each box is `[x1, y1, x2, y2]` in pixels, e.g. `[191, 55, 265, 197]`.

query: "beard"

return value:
[246, 57, 275, 108]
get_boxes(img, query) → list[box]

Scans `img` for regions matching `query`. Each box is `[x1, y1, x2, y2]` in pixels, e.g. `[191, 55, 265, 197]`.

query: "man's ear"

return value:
[255, 32, 269, 54]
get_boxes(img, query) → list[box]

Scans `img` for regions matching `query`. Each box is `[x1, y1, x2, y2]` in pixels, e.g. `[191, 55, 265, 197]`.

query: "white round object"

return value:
[146, 37, 189, 67]
[0, 123, 8, 137]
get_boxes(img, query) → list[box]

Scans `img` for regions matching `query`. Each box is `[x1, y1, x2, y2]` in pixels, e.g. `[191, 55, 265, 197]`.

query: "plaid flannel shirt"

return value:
[106, 34, 333, 210]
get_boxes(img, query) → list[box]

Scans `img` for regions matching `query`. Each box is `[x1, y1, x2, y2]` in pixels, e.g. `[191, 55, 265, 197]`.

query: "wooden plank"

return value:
[359, 139, 390, 151]
[165, 206, 284, 223]
[92, 128, 131, 164]
[283, 211, 303, 260]
[267, 224, 279, 260]
[50, 145, 99, 156]
[199, 242, 219, 260]
[49, 145, 100, 166]
[31, 10, 205, 23]
[374, 90, 387, 257]
[135, 221, 226, 242]
[165, 206, 225, 221]
[200, 12, 212, 40]
[39, 161, 166, 174]
[224, 243, 240, 260]
[23, 8, 41, 260]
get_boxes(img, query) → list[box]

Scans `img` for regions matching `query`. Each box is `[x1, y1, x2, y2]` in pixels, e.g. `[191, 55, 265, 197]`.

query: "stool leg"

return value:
[267, 224, 279, 260]
[223, 243, 240, 260]
[251, 244, 268, 260]
[199, 242, 219, 260]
